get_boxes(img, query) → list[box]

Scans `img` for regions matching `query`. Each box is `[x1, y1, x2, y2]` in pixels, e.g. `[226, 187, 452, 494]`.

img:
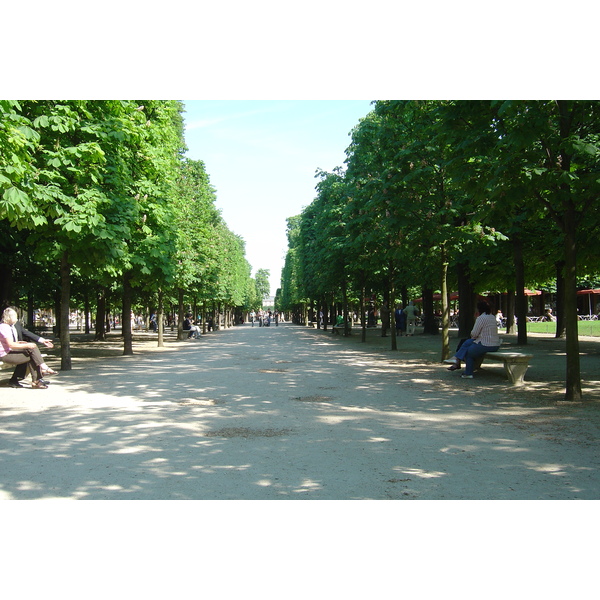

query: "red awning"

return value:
[577, 289, 600, 295]
[524, 289, 542, 296]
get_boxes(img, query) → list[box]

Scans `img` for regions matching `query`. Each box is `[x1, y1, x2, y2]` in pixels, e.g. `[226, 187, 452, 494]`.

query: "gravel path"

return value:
[1, 323, 599, 500]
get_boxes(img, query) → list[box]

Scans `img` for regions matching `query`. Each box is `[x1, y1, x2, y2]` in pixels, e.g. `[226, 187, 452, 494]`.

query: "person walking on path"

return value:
[444, 300, 501, 378]
[403, 301, 418, 336]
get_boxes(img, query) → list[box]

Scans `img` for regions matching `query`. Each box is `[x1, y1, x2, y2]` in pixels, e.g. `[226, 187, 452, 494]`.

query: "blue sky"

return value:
[182, 100, 374, 294]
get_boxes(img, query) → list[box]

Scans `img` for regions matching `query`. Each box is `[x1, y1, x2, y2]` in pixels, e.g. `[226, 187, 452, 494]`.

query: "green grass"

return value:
[524, 320, 600, 337]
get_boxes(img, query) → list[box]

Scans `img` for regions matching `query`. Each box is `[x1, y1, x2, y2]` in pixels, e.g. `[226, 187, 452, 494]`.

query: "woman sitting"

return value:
[0, 307, 54, 389]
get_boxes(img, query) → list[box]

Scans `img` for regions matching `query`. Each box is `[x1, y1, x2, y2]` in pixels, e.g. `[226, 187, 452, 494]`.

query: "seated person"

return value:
[0, 307, 55, 389]
[443, 301, 501, 378]
[331, 314, 345, 335]
[182, 313, 201, 338]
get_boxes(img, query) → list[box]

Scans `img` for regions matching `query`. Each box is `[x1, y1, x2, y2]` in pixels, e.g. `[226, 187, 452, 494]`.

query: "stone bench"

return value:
[331, 322, 346, 335]
[474, 351, 533, 385]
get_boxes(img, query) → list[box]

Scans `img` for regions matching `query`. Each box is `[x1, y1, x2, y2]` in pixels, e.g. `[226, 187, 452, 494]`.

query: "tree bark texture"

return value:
[512, 235, 528, 346]
[122, 271, 133, 355]
[60, 250, 72, 370]
[456, 261, 475, 339]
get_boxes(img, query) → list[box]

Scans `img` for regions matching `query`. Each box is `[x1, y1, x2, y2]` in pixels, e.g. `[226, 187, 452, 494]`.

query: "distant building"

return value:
[263, 296, 275, 308]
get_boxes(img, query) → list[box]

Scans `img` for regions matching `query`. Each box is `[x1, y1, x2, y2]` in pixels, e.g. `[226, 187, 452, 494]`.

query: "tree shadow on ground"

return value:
[1, 325, 599, 500]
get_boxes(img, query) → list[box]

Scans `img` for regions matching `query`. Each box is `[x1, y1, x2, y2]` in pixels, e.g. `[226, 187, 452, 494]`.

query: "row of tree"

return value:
[278, 101, 600, 401]
[0, 100, 267, 367]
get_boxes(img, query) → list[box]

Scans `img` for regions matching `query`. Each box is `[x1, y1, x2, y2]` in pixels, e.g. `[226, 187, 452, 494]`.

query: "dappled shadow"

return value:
[1, 324, 599, 499]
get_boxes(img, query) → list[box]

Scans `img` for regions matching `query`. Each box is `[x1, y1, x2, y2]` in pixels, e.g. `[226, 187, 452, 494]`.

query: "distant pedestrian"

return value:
[395, 305, 407, 336]
[403, 301, 418, 336]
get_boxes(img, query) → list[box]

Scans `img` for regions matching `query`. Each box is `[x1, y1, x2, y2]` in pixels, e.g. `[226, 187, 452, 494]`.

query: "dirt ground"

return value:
[2, 322, 598, 598]
[1, 322, 599, 500]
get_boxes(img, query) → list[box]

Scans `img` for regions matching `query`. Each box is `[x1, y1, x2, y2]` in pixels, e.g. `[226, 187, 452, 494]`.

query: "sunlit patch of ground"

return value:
[203, 427, 293, 438]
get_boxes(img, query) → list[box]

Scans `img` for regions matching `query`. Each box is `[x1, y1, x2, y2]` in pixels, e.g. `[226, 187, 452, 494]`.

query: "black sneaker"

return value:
[8, 379, 24, 388]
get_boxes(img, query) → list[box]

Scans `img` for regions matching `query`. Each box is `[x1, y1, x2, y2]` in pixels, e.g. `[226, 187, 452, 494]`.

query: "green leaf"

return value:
[2, 185, 29, 207]
[33, 115, 49, 128]
[572, 139, 598, 157]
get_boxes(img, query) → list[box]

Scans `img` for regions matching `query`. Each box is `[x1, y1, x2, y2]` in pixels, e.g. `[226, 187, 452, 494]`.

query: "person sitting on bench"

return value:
[183, 313, 201, 338]
[332, 315, 345, 335]
[0, 307, 56, 389]
[444, 301, 500, 378]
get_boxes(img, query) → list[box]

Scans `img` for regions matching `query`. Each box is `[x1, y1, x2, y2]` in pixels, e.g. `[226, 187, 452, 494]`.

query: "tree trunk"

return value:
[0, 262, 13, 310]
[506, 289, 515, 334]
[157, 290, 165, 347]
[422, 288, 438, 335]
[60, 250, 72, 370]
[27, 293, 34, 330]
[555, 260, 566, 338]
[54, 290, 61, 338]
[382, 288, 389, 338]
[330, 293, 336, 327]
[84, 291, 90, 334]
[563, 203, 582, 400]
[388, 264, 397, 351]
[456, 261, 475, 339]
[360, 283, 366, 343]
[441, 249, 450, 360]
[513, 235, 528, 346]
[122, 271, 133, 355]
[177, 288, 185, 340]
[95, 288, 106, 341]
[556, 100, 582, 401]
[342, 278, 351, 336]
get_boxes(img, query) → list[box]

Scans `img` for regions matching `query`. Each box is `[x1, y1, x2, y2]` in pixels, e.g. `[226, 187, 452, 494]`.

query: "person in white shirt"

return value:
[444, 301, 500, 379]
[403, 301, 418, 336]
[0, 307, 55, 388]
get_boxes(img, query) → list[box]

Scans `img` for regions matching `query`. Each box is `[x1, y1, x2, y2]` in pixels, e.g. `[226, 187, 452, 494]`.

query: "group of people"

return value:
[249, 310, 280, 327]
[0, 299, 508, 389]
[0, 307, 58, 389]
[394, 301, 419, 337]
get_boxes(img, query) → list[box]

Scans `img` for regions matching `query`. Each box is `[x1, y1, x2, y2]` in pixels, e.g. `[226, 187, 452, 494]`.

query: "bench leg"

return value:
[504, 361, 528, 385]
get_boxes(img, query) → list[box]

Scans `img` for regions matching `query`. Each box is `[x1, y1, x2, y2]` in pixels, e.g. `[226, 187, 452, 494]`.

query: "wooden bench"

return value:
[474, 351, 533, 385]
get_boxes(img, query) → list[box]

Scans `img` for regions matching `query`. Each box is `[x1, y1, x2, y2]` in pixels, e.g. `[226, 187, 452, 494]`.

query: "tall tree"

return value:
[254, 268, 271, 303]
